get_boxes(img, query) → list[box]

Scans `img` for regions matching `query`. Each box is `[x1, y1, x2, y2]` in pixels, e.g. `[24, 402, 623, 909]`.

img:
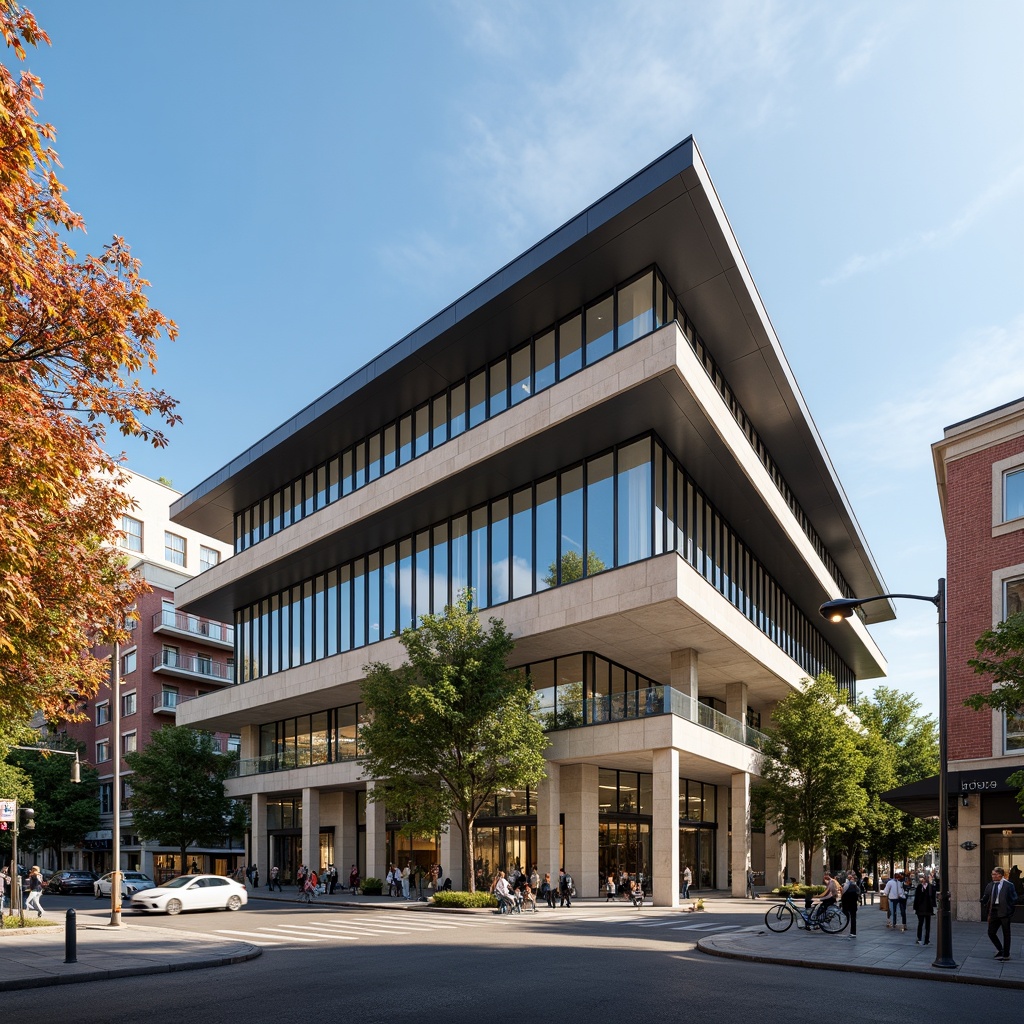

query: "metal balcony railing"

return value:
[152, 691, 179, 713]
[151, 651, 235, 682]
[153, 609, 234, 645]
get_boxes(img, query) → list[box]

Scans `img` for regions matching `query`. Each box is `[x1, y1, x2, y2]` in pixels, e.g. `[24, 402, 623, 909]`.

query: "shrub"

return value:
[772, 885, 826, 898]
[430, 889, 498, 909]
[359, 877, 384, 895]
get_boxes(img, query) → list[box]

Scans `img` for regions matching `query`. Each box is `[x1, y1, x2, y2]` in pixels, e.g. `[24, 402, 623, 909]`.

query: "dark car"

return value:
[45, 869, 99, 895]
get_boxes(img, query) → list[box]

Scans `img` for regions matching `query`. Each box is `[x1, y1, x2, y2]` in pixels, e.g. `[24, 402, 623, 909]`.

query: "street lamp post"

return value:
[819, 577, 956, 970]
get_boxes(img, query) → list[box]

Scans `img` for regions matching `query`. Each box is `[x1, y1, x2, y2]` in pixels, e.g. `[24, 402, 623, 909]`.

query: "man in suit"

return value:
[982, 865, 1017, 961]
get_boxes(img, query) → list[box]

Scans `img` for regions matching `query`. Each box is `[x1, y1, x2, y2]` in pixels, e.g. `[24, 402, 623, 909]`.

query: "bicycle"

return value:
[297, 884, 320, 905]
[764, 894, 848, 934]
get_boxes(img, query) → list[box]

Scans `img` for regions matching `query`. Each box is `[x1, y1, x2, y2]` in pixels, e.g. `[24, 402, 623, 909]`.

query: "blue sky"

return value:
[21, 1, 1024, 716]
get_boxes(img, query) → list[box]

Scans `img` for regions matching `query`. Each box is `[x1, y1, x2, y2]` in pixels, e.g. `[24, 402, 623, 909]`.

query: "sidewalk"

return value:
[698, 899, 1024, 990]
[0, 916, 260, 991]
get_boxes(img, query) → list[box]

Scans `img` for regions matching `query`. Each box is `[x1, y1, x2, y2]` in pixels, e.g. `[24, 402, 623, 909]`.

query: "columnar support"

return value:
[561, 763, 598, 898]
[786, 839, 801, 885]
[364, 783, 387, 883]
[764, 816, 784, 890]
[731, 771, 751, 897]
[301, 787, 320, 876]
[340, 792, 357, 887]
[536, 760, 561, 883]
[652, 747, 680, 907]
[252, 792, 268, 886]
[716, 783, 729, 890]
[440, 823, 463, 890]
[725, 681, 749, 725]
[670, 649, 699, 720]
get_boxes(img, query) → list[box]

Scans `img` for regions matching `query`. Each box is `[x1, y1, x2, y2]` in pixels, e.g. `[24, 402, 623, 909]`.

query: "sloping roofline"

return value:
[171, 137, 890, 620]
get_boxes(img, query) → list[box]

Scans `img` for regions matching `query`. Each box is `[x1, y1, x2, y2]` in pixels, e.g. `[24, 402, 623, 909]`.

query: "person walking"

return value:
[558, 867, 573, 908]
[912, 872, 936, 945]
[402, 860, 411, 900]
[982, 865, 1018, 961]
[541, 872, 555, 909]
[348, 864, 359, 894]
[269, 865, 282, 891]
[883, 871, 907, 931]
[606, 873, 616, 902]
[24, 866, 44, 918]
[746, 867, 756, 899]
[681, 865, 692, 899]
[841, 870, 860, 939]
[0, 865, 9, 914]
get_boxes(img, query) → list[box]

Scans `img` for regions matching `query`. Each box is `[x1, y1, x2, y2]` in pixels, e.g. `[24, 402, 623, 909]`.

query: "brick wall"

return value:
[945, 436, 1024, 760]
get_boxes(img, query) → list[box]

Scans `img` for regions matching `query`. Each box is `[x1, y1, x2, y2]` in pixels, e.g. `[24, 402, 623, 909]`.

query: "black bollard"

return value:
[64, 907, 77, 963]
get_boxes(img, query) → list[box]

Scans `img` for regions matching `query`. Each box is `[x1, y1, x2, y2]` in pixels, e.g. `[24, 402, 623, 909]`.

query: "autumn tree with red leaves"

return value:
[0, 3, 179, 723]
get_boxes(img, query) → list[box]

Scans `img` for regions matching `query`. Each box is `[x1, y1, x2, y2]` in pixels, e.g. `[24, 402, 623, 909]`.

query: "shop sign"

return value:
[958, 767, 1022, 794]
[0, 799, 15, 823]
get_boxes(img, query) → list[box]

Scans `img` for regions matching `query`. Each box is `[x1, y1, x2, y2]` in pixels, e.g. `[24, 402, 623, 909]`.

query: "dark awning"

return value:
[880, 775, 949, 819]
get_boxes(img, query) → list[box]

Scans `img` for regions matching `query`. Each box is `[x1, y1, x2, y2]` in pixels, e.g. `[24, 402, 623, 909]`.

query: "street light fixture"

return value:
[818, 578, 956, 970]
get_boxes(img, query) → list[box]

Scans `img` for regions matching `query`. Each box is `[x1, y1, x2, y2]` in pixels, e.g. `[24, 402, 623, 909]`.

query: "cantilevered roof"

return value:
[171, 137, 891, 621]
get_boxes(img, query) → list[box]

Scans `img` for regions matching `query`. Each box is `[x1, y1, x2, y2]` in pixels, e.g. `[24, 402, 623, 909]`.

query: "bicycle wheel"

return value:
[764, 905, 795, 932]
[819, 906, 848, 934]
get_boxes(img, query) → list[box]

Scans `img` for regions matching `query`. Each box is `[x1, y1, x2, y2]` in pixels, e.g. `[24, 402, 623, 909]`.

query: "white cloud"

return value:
[822, 161, 1024, 285]
[829, 314, 1024, 471]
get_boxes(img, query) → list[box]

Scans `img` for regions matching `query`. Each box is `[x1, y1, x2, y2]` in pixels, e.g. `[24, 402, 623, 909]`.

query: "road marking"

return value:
[214, 930, 284, 945]
[253, 927, 325, 941]
[670, 922, 737, 931]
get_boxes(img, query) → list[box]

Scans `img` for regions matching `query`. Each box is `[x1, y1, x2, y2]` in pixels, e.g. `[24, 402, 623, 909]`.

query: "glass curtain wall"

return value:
[237, 435, 855, 695]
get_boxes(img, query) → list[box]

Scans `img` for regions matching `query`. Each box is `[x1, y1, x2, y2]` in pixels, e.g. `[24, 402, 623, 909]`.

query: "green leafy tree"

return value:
[755, 673, 868, 884]
[544, 550, 605, 587]
[124, 727, 237, 872]
[360, 592, 548, 891]
[965, 610, 1024, 811]
[9, 743, 99, 862]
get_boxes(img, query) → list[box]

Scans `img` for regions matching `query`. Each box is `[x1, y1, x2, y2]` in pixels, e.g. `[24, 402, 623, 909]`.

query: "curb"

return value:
[696, 936, 1024, 991]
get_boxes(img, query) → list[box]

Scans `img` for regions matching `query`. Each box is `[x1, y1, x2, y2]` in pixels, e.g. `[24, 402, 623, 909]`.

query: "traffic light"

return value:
[20, 807, 34, 831]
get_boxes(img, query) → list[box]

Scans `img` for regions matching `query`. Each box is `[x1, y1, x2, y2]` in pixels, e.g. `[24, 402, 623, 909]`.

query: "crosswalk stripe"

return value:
[214, 930, 284, 945]
[254, 928, 325, 941]
[670, 922, 736, 931]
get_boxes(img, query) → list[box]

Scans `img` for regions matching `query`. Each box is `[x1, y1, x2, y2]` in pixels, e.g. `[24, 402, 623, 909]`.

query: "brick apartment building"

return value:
[58, 471, 245, 882]
[933, 397, 1024, 919]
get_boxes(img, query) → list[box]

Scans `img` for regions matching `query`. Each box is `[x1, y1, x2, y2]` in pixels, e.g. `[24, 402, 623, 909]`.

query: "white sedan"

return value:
[94, 871, 156, 899]
[131, 874, 248, 916]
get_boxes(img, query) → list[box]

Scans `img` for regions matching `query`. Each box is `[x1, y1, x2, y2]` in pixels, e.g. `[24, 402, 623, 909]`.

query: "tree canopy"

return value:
[0, 2, 178, 722]
[755, 673, 868, 884]
[360, 593, 548, 891]
[965, 609, 1024, 811]
[124, 727, 238, 872]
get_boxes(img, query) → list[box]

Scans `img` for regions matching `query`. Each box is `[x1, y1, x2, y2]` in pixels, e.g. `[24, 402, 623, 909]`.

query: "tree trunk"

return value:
[462, 809, 475, 893]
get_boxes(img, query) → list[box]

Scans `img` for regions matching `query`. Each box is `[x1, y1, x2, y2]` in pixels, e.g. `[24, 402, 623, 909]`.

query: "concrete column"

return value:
[731, 771, 751, 897]
[536, 760, 561, 884]
[716, 783, 729, 889]
[786, 839, 802, 884]
[364, 781, 387, 882]
[725, 681, 749, 725]
[670, 649, 699, 720]
[252, 792, 268, 887]
[561, 763, 598, 897]
[764, 816, 784, 890]
[301, 787, 320, 875]
[954, 794, 981, 921]
[440, 820, 463, 890]
[340, 792, 357, 887]
[652, 747, 680, 907]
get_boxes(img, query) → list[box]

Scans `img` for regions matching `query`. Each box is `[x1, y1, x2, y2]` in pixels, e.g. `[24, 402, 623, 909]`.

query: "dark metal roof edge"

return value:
[171, 137, 697, 520]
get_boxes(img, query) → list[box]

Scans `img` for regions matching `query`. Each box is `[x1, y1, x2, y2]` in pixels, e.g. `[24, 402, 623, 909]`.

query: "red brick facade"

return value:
[943, 434, 1024, 760]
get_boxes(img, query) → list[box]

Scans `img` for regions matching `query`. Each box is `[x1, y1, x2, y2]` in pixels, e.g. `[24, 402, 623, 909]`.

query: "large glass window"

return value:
[558, 313, 582, 379]
[1005, 577, 1024, 619]
[1005, 469, 1024, 522]
[585, 293, 614, 364]
[534, 477, 557, 593]
[616, 271, 654, 345]
[164, 531, 186, 567]
[617, 438, 651, 565]
[586, 453, 614, 573]
[490, 498, 510, 606]
[121, 515, 143, 553]
[511, 487, 532, 599]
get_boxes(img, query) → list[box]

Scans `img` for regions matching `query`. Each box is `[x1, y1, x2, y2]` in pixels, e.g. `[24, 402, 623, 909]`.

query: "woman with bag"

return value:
[841, 870, 860, 938]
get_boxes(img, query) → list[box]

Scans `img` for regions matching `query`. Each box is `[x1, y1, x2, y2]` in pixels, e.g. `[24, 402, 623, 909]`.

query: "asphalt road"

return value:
[13, 896, 1019, 1024]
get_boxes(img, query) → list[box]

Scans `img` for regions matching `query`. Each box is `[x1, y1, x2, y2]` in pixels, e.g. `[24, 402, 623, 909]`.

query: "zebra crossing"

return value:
[214, 911, 488, 947]
[214, 908, 756, 948]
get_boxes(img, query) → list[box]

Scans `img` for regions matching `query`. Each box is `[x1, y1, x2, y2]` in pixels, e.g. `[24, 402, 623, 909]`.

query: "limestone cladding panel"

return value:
[224, 757, 364, 799]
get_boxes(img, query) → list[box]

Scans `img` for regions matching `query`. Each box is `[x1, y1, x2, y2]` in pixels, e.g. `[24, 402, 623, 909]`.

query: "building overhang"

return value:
[171, 137, 888, 621]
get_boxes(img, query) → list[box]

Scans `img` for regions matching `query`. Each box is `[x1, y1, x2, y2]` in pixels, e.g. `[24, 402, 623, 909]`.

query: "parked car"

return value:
[131, 874, 248, 916]
[45, 870, 99, 895]
[94, 871, 157, 899]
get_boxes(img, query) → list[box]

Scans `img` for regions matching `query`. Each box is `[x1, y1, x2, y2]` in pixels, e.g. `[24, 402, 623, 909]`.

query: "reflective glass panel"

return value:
[535, 477, 557, 592]
[399, 539, 413, 630]
[382, 546, 397, 639]
[325, 569, 338, 656]
[366, 552, 381, 644]
[585, 294, 614, 364]
[490, 497, 510, 605]
[559, 466, 584, 584]
[469, 371, 487, 427]
[586, 453, 614, 574]
[510, 344, 531, 406]
[414, 404, 430, 457]
[432, 394, 448, 447]
[433, 523, 449, 613]
[1006, 469, 1024, 521]
[352, 559, 365, 648]
[339, 565, 351, 652]
[451, 515, 469, 599]
[383, 424, 397, 474]
[415, 531, 431, 623]
[398, 414, 413, 465]
[617, 271, 654, 345]
[367, 433, 381, 482]
[617, 438, 651, 565]
[489, 358, 507, 416]
[534, 330, 555, 393]
[511, 487, 532, 598]
[450, 384, 466, 438]
[314, 575, 326, 660]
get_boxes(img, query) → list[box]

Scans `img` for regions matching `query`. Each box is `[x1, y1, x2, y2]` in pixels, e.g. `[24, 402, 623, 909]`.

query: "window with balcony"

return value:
[200, 545, 221, 572]
[162, 644, 180, 668]
[161, 687, 179, 710]
[165, 531, 186, 567]
[197, 654, 213, 676]
[122, 691, 137, 716]
[227, 734, 241, 754]
[121, 649, 137, 675]
[121, 515, 143, 553]
[96, 702, 110, 726]
[96, 739, 110, 763]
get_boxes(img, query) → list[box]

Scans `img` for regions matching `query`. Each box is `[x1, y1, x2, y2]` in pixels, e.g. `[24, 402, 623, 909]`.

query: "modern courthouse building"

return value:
[173, 138, 890, 904]
[933, 397, 1024, 918]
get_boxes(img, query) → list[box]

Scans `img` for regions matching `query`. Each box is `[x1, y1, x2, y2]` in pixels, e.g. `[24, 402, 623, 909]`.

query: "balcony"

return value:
[153, 691, 180, 715]
[152, 609, 234, 649]
[151, 651, 234, 685]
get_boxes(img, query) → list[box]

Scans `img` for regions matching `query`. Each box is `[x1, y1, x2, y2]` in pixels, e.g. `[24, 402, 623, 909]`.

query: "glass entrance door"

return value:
[599, 820, 651, 893]
[269, 833, 300, 885]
